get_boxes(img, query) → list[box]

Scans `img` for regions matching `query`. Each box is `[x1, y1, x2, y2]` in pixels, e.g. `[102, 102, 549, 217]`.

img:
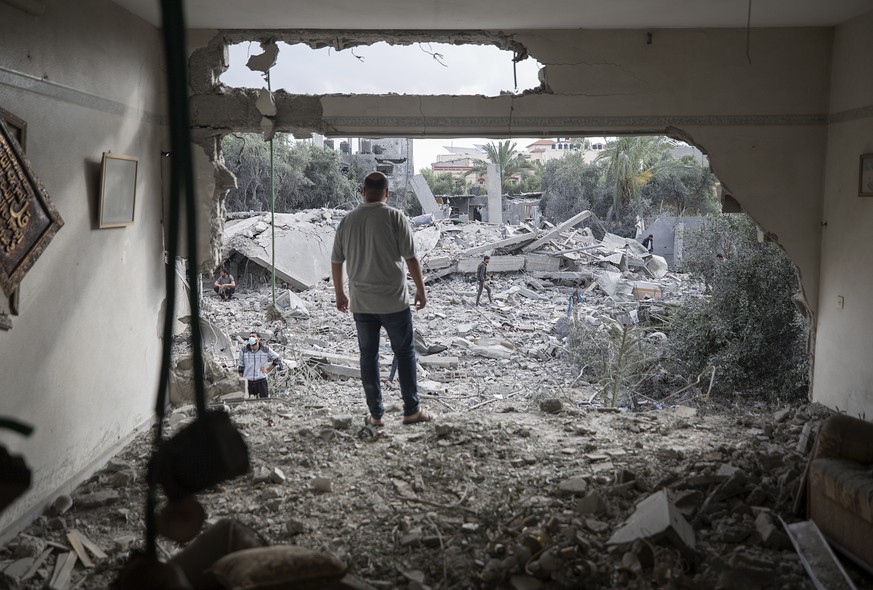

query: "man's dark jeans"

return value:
[353, 308, 420, 419]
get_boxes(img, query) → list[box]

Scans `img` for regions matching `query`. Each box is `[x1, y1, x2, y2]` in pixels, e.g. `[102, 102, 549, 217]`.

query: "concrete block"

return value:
[524, 254, 561, 272]
[457, 255, 525, 273]
[607, 489, 695, 552]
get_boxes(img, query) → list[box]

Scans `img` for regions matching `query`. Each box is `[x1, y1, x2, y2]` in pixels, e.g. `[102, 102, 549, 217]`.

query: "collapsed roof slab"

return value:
[224, 214, 336, 290]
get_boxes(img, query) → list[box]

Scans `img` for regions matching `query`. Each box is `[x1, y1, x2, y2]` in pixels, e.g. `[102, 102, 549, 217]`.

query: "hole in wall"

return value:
[220, 41, 542, 95]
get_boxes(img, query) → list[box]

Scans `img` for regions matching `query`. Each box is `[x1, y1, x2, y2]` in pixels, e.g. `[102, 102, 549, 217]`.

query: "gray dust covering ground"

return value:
[2, 278, 871, 590]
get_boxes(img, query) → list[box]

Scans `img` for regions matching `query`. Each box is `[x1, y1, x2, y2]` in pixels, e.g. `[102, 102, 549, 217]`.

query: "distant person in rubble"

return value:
[213, 268, 236, 301]
[238, 331, 282, 398]
[476, 255, 492, 306]
[331, 171, 433, 427]
[642, 234, 654, 253]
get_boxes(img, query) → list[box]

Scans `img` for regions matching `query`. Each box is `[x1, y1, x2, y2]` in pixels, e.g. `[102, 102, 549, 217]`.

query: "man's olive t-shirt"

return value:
[331, 201, 416, 314]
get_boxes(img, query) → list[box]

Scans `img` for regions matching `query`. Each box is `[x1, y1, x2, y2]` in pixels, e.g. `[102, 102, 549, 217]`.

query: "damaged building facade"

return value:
[0, 0, 872, 555]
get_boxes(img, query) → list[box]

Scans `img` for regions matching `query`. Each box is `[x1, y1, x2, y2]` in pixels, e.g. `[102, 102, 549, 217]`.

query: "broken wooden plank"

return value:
[71, 530, 108, 560]
[49, 552, 77, 590]
[22, 548, 53, 580]
[462, 232, 536, 256]
[65, 531, 93, 568]
[522, 210, 592, 252]
[780, 518, 856, 590]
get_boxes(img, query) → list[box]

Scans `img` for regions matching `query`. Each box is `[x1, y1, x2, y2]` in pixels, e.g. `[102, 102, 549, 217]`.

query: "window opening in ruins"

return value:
[221, 42, 542, 95]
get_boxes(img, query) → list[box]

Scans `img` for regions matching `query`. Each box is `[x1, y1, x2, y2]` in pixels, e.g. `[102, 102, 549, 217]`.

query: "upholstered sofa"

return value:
[807, 413, 873, 570]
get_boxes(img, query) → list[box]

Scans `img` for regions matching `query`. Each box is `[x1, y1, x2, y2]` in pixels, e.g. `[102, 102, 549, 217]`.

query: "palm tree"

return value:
[595, 136, 682, 222]
[472, 140, 534, 192]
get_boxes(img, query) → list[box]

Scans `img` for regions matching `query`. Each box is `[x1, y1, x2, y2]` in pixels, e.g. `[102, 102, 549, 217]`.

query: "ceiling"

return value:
[112, 0, 872, 31]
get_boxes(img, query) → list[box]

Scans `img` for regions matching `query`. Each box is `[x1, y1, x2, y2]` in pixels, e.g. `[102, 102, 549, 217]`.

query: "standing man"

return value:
[213, 268, 236, 301]
[642, 234, 654, 253]
[238, 331, 281, 398]
[331, 172, 433, 427]
[476, 255, 492, 306]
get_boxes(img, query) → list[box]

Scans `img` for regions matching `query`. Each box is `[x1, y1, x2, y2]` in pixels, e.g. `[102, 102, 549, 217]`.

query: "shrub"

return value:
[664, 215, 809, 400]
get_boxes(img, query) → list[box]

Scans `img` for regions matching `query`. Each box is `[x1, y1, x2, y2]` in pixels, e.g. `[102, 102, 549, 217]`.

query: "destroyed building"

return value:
[1, 0, 873, 588]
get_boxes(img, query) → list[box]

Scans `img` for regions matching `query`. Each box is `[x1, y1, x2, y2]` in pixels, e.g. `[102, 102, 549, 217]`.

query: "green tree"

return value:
[472, 140, 534, 193]
[664, 214, 809, 400]
[641, 155, 719, 217]
[221, 134, 357, 212]
[539, 153, 606, 223]
[419, 168, 466, 196]
[595, 136, 682, 226]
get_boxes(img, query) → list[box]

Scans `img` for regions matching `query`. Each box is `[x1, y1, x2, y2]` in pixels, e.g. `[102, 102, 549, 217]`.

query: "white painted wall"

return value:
[813, 10, 873, 417]
[0, 0, 165, 537]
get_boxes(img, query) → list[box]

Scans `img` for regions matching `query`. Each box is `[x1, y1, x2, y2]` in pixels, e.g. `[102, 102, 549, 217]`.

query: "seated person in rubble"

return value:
[213, 268, 236, 300]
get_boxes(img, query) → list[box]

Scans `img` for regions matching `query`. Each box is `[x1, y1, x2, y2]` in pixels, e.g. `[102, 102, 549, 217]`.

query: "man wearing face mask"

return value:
[238, 331, 281, 398]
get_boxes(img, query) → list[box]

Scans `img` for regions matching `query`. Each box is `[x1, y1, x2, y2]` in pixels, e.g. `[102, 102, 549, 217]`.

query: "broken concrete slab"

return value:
[457, 255, 525, 274]
[462, 231, 536, 256]
[522, 210, 592, 252]
[607, 489, 696, 553]
[224, 212, 337, 291]
[410, 174, 443, 215]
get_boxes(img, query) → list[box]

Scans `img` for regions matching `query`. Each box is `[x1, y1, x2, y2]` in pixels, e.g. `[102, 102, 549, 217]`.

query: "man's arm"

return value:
[331, 262, 349, 312]
[405, 256, 427, 310]
[237, 347, 245, 377]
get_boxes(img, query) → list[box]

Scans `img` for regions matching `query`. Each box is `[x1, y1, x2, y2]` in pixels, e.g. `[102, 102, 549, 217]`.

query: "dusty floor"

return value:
[2, 278, 871, 589]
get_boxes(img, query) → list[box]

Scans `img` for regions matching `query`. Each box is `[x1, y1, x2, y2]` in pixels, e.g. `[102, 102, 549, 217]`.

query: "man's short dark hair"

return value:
[483, 255, 490, 261]
[250, 331, 260, 338]
[364, 173, 388, 191]
[220, 268, 228, 274]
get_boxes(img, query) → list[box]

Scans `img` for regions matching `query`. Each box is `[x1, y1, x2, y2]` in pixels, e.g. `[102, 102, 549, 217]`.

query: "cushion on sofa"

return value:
[809, 458, 873, 524]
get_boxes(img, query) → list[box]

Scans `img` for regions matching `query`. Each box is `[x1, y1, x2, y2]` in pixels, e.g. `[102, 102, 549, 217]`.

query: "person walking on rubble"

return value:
[476, 255, 493, 306]
[331, 171, 433, 427]
[238, 331, 282, 398]
[213, 268, 236, 300]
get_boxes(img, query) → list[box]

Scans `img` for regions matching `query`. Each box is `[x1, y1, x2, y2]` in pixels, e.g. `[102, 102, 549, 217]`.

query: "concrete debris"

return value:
[245, 41, 279, 73]
[607, 489, 696, 553]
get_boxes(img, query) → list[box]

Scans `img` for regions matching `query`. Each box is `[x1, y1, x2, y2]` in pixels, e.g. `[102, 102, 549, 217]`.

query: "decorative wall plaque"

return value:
[0, 115, 63, 298]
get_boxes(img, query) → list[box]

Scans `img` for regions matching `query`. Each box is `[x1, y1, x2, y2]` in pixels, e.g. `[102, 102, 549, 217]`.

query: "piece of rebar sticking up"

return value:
[0, 417, 33, 514]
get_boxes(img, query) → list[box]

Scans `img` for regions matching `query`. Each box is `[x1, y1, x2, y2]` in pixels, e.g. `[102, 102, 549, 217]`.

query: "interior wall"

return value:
[813, 9, 873, 417]
[0, 0, 165, 538]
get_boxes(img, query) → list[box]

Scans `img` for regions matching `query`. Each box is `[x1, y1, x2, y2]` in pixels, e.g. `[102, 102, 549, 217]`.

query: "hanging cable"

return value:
[268, 71, 277, 307]
[149, 0, 207, 557]
[746, 0, 753, 65]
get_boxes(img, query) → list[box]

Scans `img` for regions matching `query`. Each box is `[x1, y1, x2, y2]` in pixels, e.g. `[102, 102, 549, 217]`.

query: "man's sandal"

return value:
[364, 415, 384, 428]
[403, 408, 435, 425]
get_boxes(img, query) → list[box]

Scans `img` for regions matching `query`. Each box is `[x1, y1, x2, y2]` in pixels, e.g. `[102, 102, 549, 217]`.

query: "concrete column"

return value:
[486, 163, 502, 225]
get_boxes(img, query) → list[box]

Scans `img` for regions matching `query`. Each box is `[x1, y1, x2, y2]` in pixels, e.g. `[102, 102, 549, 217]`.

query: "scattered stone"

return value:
[754, 512, 791, 550]
[252, 466, 271, 483]
[286, 519, 306, 536]
[539, 399, 563, 414]
[576, 492, 606, 515]
[50, 494, 73, 516]
[557, 476, 588, 497]
[75, 490, 120, 509]
[269, 467, 286, 483]
[331, 415, 353, 430]
[773, 407, 792, 423]
[312, 477, 332, 493]
[608, 489, 695, 553]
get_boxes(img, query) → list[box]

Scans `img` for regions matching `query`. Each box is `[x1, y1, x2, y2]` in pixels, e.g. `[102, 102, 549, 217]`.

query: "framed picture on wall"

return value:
[860, 153, 873, 197]
[98, 152, 138, 227]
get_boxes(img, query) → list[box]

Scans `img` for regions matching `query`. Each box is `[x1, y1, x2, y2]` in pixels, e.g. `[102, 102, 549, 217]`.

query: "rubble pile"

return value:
[3, 213, 870, 589]
[1, 395, 859, 589]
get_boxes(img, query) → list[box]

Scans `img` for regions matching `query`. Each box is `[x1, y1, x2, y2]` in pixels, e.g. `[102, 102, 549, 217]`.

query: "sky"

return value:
[220, 42, 542, 171]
